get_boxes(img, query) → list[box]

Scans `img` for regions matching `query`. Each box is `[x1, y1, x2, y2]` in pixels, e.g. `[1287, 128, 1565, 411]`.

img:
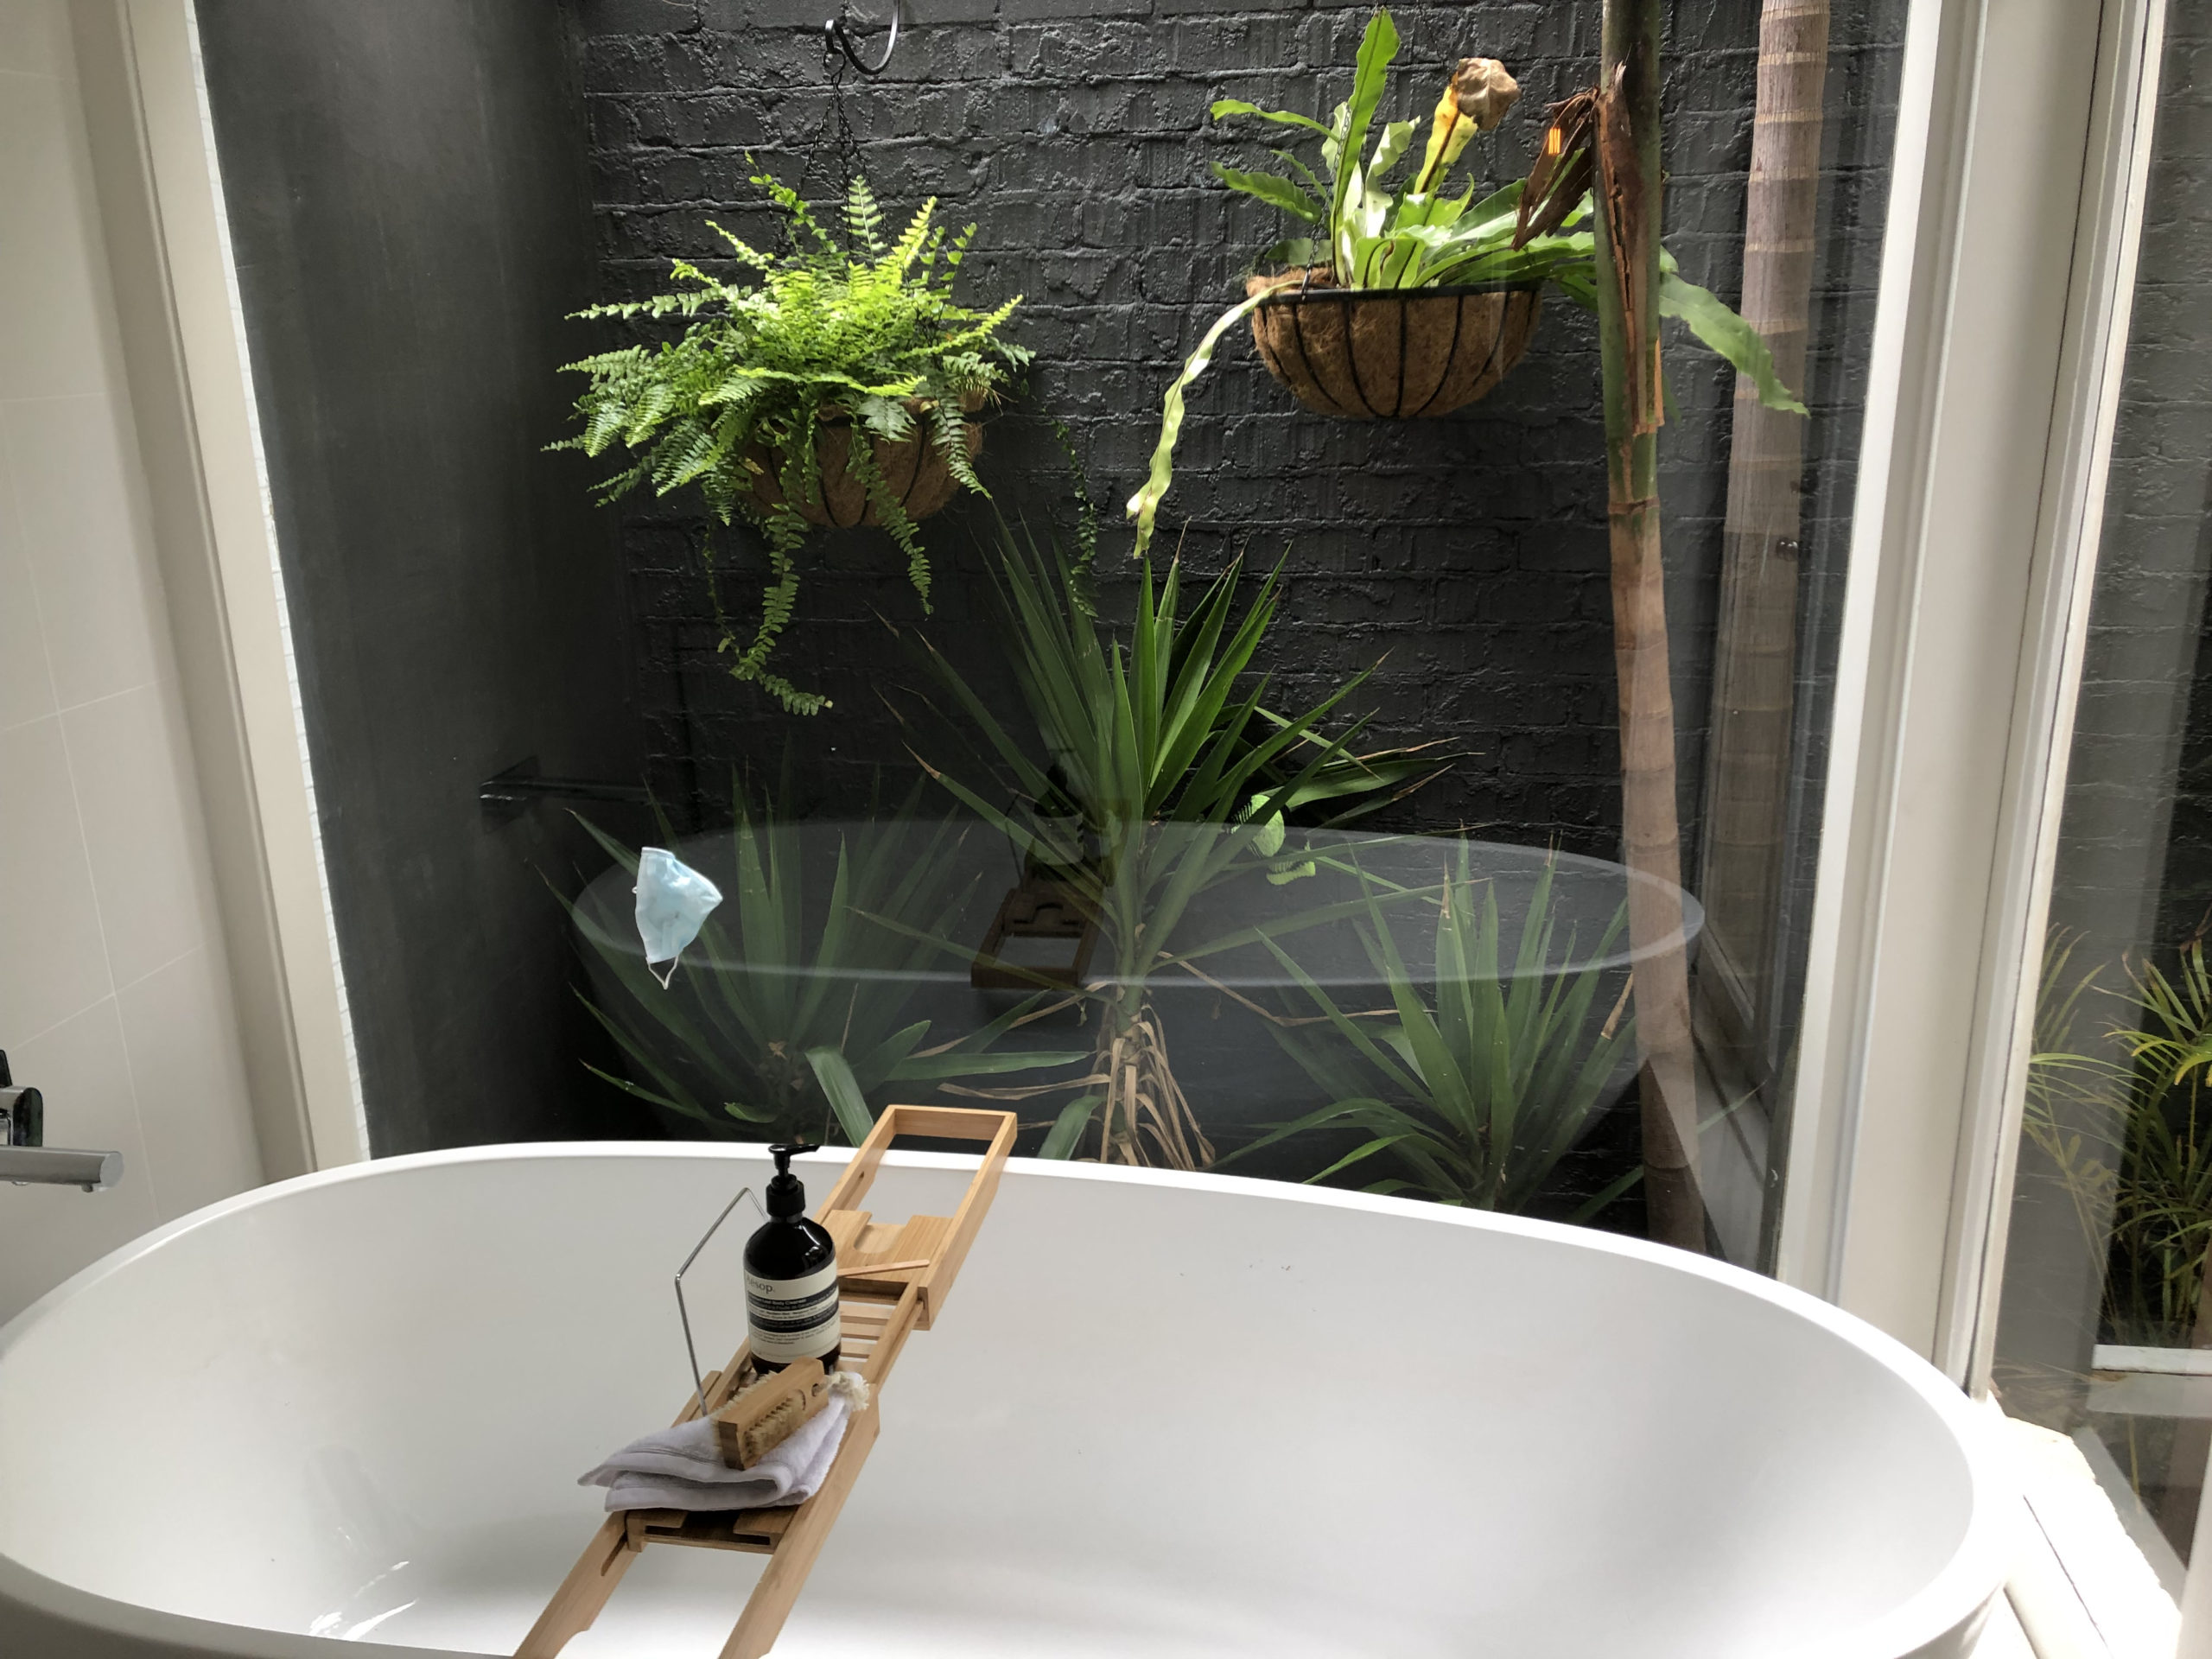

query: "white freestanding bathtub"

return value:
[0, 1147, 2005, 1658]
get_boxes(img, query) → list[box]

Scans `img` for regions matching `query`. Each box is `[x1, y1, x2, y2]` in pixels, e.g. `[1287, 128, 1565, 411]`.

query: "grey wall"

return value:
[571, 0, 1901, 880]
[196, 2, 657, 1153]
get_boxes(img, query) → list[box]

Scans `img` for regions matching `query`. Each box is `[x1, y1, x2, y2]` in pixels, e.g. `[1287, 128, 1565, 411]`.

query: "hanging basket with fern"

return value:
[1243, 269, 1541, 420]
[556, 173, 1028, 715]
[741, 393, 985, 530]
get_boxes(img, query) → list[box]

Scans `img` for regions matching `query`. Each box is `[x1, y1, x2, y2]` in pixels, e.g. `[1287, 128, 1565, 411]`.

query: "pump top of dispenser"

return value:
[766, 1143, 817, 1217]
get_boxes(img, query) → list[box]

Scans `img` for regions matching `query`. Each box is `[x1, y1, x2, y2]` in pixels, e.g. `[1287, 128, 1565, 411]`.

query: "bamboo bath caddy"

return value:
[515, 1104, 1017, 1659]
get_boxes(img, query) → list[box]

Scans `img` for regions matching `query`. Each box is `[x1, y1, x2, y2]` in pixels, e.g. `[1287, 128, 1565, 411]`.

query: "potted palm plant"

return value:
[1127, 7, 1804, 556]
[557, 172, 1029, 713]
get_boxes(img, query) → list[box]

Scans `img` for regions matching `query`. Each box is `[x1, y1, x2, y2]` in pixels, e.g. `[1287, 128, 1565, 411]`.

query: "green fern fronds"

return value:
[556, 164, 1026, 715]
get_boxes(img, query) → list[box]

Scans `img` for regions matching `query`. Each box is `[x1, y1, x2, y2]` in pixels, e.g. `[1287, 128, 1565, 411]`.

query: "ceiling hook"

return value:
[824, 0, 901, 76]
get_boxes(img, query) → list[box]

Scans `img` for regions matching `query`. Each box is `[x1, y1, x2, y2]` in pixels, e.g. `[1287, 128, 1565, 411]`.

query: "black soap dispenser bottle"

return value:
[744, 1143, 841, 1374]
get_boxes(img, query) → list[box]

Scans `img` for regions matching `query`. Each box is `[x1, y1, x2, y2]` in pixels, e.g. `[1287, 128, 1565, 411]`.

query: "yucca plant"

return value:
[1128, 7, 1805, 555]
[907, 525, 1421, 1167]
[557, 172, 1029, 713]
[1226, 847, 1636, 1215]
[569, 798, 1079, 1146]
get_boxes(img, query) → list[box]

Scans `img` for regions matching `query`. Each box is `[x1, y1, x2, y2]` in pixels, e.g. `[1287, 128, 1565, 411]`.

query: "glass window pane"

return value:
[190, 0, 1907, 1266]
[1993, 2, 2212, 1573]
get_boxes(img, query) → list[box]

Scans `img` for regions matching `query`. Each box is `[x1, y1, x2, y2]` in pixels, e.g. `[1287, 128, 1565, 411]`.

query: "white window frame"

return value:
[67, 0, 367, 1173]
[1782, 0, 2185, 1645]
[1777, 0, 2165, 1386]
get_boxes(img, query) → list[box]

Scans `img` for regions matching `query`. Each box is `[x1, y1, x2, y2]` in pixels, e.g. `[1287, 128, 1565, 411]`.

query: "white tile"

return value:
[0, 1, 70, 80]
[0, 998, 161, 1325]
[0, 714, 110, 1039]
[62, 681, 219, 987]
[0, 66, 112, 401]
[0, 462, 55, 729]
[4, 394, 165, 709]
[117, 947, 261, 1221]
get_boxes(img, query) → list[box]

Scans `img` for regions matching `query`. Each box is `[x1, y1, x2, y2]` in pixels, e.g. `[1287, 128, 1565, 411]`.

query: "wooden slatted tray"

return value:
[516, 1105, 1016, 1659]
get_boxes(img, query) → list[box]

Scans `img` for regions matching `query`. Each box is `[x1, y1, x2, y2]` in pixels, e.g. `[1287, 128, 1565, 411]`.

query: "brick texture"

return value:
[565, 0, 1904, 875]
[2048, 3, 2212, 973]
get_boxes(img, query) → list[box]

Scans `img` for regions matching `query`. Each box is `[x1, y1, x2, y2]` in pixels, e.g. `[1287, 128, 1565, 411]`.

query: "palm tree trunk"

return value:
[1697, 0, 1830, 1062]
[1595, 0, 1703, 1250]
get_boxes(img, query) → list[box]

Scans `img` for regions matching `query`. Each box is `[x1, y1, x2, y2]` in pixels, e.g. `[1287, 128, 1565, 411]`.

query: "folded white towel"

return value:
[579, 1376, 861, 1514]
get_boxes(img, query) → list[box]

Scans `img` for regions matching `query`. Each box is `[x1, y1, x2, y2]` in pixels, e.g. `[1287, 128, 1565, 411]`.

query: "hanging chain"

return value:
[792, 18, 868, 241]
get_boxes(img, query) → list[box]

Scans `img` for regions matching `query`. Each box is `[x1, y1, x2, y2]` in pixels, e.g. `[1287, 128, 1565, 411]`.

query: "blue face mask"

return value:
[634, 849, 723, 988]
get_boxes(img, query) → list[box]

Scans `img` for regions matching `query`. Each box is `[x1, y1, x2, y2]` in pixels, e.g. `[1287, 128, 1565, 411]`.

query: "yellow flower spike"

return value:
[1414, 110, 1466, 195]
[1411, 56, 1520, 195]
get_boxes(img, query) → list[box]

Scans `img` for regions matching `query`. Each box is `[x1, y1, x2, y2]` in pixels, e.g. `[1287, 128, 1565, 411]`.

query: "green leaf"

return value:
[1659, 268, 1808, 416]
[1039, 1093, 1103, 1160]
[1214, 164, 1324, 223]
[805, 1046, 878, 1147]
[1331, 8, 1401, 244]
[1124, 291, 1271, 556]
[1367, 118, 1418, 184]
[894, 1047, 1087, 1079]
[1211, 99, 1335, 137]
[1247, 795, 1287, 856]
[1304, 1134, 1417, 1187]
[1215, 1098, 1395, 1167]
[1565, 1166, 1644, 1226]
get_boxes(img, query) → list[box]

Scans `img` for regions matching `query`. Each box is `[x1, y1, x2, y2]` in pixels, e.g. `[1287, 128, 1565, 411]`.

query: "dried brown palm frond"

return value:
[1513, 88, 1599, 249]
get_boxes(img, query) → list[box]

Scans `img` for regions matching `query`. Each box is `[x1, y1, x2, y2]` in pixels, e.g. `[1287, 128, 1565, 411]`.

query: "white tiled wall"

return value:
[0, 0, 262, 1320]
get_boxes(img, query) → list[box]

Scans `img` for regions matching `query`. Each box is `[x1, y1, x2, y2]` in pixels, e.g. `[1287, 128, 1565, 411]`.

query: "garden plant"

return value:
[558, 173, 1028, 714]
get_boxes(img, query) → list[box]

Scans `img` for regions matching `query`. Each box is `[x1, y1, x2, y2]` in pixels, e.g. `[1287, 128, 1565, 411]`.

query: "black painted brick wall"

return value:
[2049, 3, 2212, 969]
[565, 0, 1902, 876]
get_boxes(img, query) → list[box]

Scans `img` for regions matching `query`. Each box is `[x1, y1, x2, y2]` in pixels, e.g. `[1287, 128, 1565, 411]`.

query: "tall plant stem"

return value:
[1698, 0, 1829, 1053]
[1084, 839, 1214, 1171]
[1595, 0, 1702, 1249]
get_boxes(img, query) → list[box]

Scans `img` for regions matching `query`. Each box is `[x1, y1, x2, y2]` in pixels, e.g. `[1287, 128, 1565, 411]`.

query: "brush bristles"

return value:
[740, 1395, 804, 1464]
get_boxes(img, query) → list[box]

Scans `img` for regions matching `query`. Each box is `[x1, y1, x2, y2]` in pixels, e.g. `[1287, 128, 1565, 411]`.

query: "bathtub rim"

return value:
[570, 823, 1709, 986]
[0, 1143, 2011, 1659]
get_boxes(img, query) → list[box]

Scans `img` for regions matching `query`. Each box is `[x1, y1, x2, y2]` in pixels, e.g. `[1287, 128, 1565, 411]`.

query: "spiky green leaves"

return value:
[568, 804, 1082, 1143]
[1229, 849, 1636, 1216]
